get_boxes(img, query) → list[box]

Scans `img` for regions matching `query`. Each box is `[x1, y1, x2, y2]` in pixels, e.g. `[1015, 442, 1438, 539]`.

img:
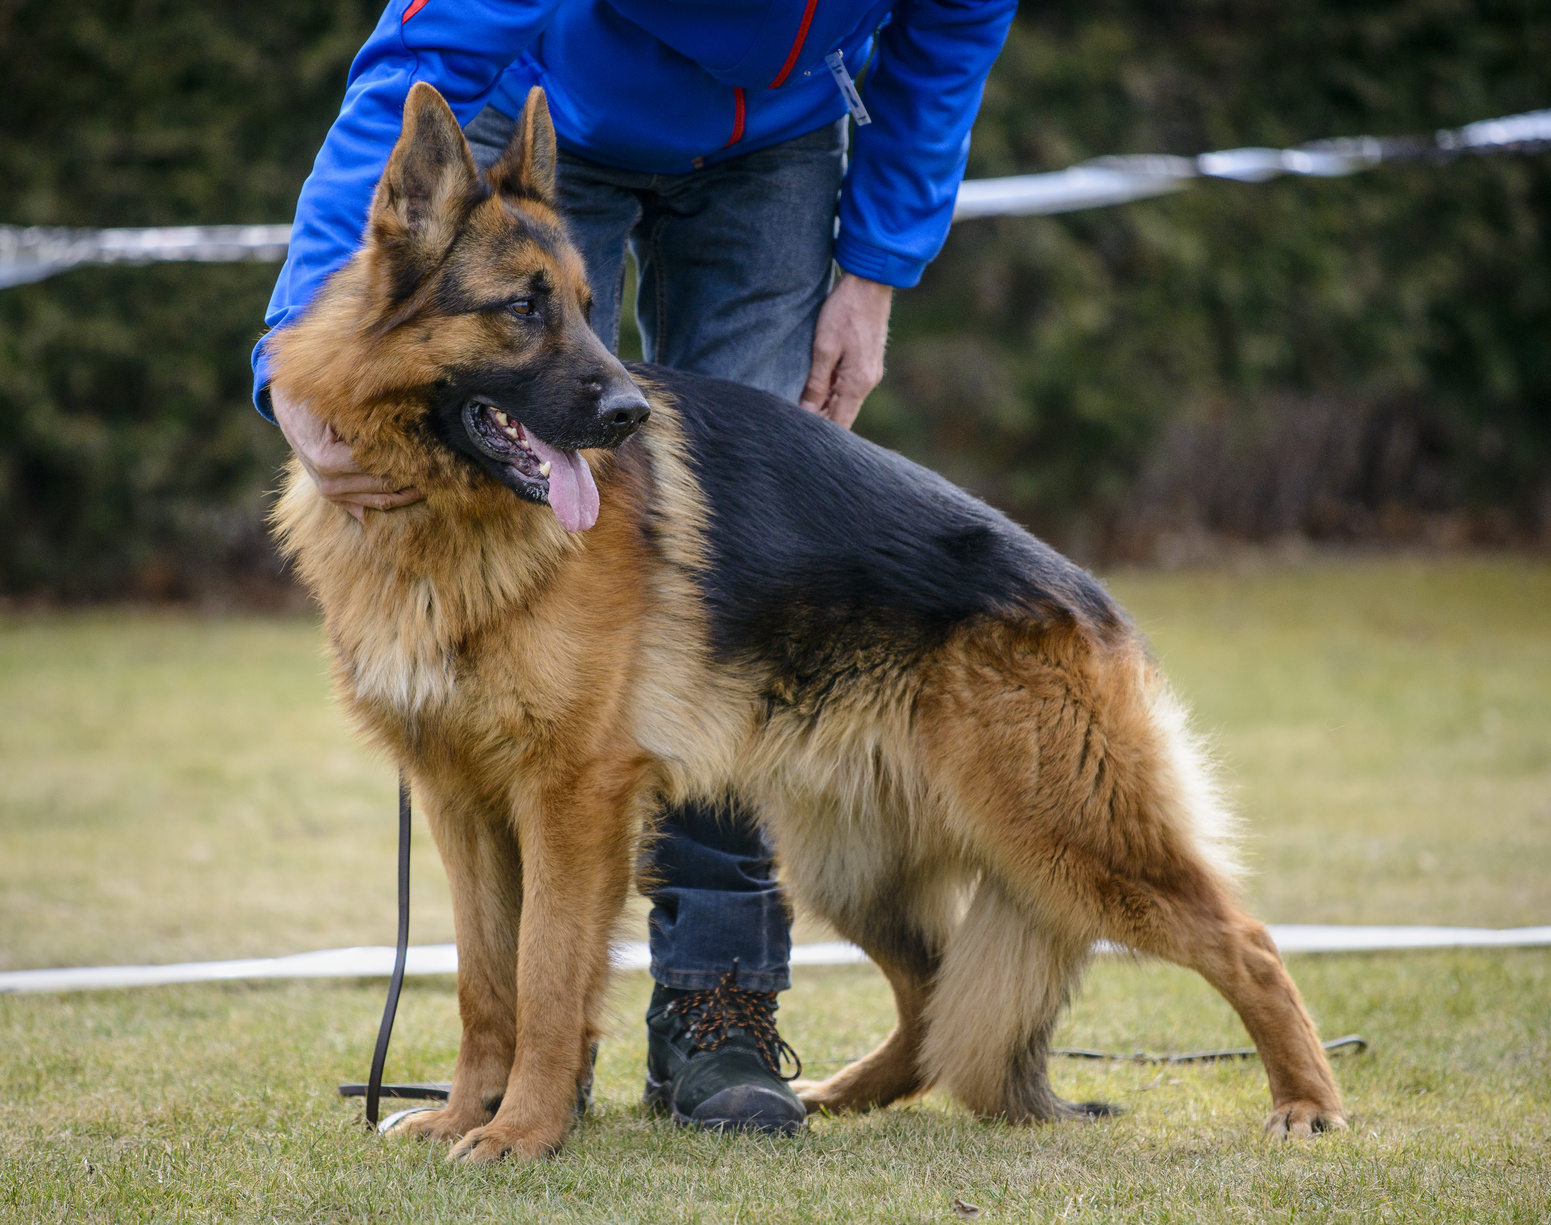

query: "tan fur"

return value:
[268, 84, 1344, 1162]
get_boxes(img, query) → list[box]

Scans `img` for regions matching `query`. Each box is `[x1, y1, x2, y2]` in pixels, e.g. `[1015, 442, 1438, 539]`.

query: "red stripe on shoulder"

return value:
[768, 0, 819, 88]
[402, 0, 430, 23]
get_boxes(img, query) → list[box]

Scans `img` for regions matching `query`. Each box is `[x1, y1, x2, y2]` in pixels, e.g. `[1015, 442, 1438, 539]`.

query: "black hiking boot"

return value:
[642, 971, 807, 1135]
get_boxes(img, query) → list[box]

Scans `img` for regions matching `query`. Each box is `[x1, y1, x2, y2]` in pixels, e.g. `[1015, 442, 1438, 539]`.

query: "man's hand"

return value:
[798, 273, 893, 430]
[271, 387, 422, 523]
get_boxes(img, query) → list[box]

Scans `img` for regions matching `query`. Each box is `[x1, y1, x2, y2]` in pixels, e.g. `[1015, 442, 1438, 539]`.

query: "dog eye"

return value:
[508, 300, 534, 317]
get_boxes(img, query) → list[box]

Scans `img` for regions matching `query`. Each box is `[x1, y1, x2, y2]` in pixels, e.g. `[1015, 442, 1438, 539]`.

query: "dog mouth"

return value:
[462, 397, 599, 533]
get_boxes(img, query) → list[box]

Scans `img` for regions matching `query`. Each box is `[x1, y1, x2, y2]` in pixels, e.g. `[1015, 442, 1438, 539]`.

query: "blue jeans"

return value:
[466, 108, 846, 992]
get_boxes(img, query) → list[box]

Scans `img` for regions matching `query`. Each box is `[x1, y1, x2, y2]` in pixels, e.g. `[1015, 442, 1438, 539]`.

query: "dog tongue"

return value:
[524, 433, 599, 533]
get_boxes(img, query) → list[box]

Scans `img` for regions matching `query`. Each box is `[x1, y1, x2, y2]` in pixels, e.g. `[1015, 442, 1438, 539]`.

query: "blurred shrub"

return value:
[862, 0, 1551, 558]
[0, 0, 379, 600]
[1, 0, 1548, 598]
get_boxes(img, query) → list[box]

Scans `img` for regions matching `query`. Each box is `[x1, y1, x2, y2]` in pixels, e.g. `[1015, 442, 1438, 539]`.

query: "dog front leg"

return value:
[449, 773, 637, 1163]
[387, 785, 525, 1144]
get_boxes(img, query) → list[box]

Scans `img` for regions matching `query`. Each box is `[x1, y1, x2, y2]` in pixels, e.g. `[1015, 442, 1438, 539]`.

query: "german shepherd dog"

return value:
[268, 83, 1346, 1163]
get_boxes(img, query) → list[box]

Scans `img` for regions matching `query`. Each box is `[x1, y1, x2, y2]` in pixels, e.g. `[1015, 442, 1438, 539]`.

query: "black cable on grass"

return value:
[1053, 1035, 1368, 1064]
[799, 1036, 1367, 1073]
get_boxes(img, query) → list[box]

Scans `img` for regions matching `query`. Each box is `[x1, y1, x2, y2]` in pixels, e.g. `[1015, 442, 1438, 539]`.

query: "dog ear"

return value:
[367, 82, 480, 301]
[487, 87, 558, 207]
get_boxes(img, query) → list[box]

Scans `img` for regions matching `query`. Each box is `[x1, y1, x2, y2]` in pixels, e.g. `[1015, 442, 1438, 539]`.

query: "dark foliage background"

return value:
[0, 0, 379, 600]
[867, 0, 1551, 560]
[1, 0, 1548, 598]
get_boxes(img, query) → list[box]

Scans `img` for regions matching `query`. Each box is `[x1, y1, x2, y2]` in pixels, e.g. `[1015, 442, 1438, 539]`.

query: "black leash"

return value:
[333, 773, 414, 1129]
[338, 774, 454, 1124]
[366, 773, 412, 1128]
[1052, 1034, 1367, 1064]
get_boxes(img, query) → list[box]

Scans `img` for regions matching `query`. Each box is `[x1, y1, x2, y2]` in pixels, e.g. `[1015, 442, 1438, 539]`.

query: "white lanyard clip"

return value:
[825, 49, 872, 126]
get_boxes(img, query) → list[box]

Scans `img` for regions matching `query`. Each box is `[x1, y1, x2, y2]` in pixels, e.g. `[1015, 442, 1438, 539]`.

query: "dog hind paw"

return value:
[790, 1078, 855, 1116]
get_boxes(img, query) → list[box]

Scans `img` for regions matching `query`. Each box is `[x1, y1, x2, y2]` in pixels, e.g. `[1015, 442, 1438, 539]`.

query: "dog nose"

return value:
[598, 388, 650, 439]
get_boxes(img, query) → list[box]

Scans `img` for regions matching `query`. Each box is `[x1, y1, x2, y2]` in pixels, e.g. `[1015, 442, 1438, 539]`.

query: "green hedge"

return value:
[866, 0, 1551, 555]
[0, 0, 379, 599]
[2, 0, 1548, 598]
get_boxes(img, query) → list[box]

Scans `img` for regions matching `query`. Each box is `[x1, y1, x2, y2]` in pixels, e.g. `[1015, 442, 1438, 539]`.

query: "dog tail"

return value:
[1134, 659, 1242, 889]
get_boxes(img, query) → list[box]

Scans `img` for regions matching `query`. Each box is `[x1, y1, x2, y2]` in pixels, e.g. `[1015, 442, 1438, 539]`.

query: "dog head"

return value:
[274, 82, 649, 533]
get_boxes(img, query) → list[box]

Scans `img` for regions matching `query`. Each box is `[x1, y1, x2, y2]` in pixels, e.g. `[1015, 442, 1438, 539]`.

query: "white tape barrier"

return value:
[952, 105, 1551, 221]
[5, 107, 1549, 288]
[0, 223, 292, 289]
[2, 927, 1546, 995]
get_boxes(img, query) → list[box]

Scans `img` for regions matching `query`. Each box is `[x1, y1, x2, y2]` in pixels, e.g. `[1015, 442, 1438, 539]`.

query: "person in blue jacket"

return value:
[259, 0, 1016, 1137]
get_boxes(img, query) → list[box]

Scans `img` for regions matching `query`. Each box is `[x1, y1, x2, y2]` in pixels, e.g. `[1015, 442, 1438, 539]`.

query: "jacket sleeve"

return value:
[252, 0, 562, 416]
[833, 0, 1017, 290]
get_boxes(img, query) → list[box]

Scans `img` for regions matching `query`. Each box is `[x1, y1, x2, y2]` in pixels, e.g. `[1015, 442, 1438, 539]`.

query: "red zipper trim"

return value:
[402, 0, 430, 23]
[768, 0, 819, 88]
[722, 87, 747, 148]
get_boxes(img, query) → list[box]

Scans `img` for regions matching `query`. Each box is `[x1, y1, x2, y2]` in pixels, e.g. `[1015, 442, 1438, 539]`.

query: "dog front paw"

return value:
[448, 1120, 563, 1164]
[1265, 1100, 1348, 1139]
[385, 1104, 488, 1144]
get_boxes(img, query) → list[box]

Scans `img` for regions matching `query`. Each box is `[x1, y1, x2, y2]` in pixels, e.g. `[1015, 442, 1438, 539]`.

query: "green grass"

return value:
[1109, 557, 1551, 927]
[3, 957, 1547, 1222]
[2, 557, 1549, 1221]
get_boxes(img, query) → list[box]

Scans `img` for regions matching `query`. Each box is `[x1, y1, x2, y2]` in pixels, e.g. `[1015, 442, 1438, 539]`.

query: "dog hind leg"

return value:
[919, 875, 1104, 1122]
[1073, 675, 1347, 1137]
[1106, 886, 1346, 1137]
[791, 917, 939, 1115]
[773, 811, 958, 1115]
[918, 630, 1343, 1135]
[1100, 682, 1346, 1137]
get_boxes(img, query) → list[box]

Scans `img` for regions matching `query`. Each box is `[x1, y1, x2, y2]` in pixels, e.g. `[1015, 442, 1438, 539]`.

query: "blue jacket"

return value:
[254, 0, 1017, 412]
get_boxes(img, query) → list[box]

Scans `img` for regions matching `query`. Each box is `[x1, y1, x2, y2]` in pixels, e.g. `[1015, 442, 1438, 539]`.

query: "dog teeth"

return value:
[503, 426, 519, 438]
[494, 409, 510, 426]
[538, 460, 551, 477]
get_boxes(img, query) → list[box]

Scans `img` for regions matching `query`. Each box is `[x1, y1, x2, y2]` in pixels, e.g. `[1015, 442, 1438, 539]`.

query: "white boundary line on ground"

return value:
[3, 927, 1547, 995]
